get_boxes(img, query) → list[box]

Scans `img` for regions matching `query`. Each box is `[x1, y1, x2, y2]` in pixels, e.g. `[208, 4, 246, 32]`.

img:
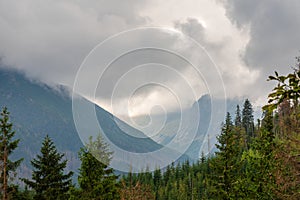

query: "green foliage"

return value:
[72, 134, 119, 200]
[234, 105, 242, 127]
[22, 135, 73, 200]
[242, 99, 255, 145]
[7, 185, 34, 200]
[261, 57, 300, 198]
[263, 56, 300, 111]
[237, 128, 277, 199]
[120, 94, 298, 199]
[210, 112, 244, 199]
[121, 158, 215, 200]
[0, 107, 23, 199]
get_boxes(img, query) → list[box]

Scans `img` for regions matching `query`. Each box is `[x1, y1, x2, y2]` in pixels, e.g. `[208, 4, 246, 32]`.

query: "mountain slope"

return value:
[0, 68, 182, 176]
[143, 94, 242, 160]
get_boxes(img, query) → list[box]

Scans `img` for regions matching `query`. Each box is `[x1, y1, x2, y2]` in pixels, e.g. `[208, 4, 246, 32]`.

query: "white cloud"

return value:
[1, 0, 298, 118]
[0, 0, 147, 85]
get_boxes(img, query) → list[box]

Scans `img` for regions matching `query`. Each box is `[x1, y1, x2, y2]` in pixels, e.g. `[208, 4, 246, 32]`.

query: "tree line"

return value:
[121, 98, 299, 199]
[120, 58, 300, 199]
[0, 58, 299, 199]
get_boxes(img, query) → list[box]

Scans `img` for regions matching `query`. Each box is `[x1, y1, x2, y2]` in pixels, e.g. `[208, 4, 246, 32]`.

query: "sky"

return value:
[1, 0, 300, 118]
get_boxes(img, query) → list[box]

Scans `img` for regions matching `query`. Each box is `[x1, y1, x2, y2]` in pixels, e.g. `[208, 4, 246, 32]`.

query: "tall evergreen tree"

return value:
[212, 112, 241, 199]
[242, 99, 255, 146]
[234, 104, 247, 150]
[153, 168, 162, 200]
[0, 107, 23, 200]
[22, 135, 73, 200]
[234, 105, 242, 127]
[74, 134, 119, 200]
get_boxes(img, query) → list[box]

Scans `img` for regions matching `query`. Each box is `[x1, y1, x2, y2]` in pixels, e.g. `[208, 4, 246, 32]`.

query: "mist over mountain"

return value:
[0, 68, 182, 177]
[130, 94, 243, 160]
[0, 67, 260, 179]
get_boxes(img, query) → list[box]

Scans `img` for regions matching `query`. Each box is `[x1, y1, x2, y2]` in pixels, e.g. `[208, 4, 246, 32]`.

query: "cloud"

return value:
[221, 0, 300, 97]
[79, 29, 211, 115]
[1, 0, 298, 119]
[0, 0, 148, 85]
[174, 17, 259, 99]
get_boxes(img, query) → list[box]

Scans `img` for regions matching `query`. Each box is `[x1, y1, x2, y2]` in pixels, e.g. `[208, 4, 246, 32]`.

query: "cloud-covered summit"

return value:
[0, 0, 299, 117]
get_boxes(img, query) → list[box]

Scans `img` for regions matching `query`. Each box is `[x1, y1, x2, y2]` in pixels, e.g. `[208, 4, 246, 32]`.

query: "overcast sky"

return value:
[1, 0, 300, 118]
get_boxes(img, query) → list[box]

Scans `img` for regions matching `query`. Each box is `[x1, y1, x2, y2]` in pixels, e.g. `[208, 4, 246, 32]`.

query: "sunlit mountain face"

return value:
[119, 94, 244, 158]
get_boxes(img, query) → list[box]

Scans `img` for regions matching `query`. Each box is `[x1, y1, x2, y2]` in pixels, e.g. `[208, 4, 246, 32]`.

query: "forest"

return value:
[0, 59, 299, 200]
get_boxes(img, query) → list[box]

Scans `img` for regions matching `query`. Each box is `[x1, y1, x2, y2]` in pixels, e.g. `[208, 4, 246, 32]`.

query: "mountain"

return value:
[186, 95, 242, 158]
[0, 69, 82, 179]
[0, 68, 189, 178]
[131, 95, 243, 160]
[0, 67, 260, 179]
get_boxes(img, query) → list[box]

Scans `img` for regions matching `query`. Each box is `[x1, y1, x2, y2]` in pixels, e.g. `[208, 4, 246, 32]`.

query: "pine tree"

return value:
[0, 107, 23, 200]
[234, 104, 247, 151]
[242, 99, 255, 147]
[234, 105, 242, 127]
[153, 168, 162, 200]
[212, 112, 241, 199]
[75, 134, 119, 200]
[22, 135, 73, 200]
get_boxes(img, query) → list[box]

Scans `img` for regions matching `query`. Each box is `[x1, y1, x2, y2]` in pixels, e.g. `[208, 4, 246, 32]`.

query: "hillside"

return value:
[0, 68, 174, 177]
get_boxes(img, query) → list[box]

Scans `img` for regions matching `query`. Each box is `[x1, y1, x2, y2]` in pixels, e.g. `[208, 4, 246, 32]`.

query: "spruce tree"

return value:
[0, 107, 23, 200]
[234, 104, 247, 150]
[242, 99, 255, 146]
[234, 105, 242, 127]
[153, 168, 162, 200]
[212, 112, 241, 199]
[22, 135, 73, 200]
[75, 134, 119, 200]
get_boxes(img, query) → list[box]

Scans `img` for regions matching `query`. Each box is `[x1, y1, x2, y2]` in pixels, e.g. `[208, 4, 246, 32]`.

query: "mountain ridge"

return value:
[0, 68, 187, 177]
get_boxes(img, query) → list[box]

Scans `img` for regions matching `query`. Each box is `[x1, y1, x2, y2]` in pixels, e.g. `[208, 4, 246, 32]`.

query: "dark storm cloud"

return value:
[221, 0, 300, 76]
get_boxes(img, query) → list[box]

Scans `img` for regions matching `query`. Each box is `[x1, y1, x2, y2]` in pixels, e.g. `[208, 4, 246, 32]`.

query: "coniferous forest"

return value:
[0, 59, 299, 199]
